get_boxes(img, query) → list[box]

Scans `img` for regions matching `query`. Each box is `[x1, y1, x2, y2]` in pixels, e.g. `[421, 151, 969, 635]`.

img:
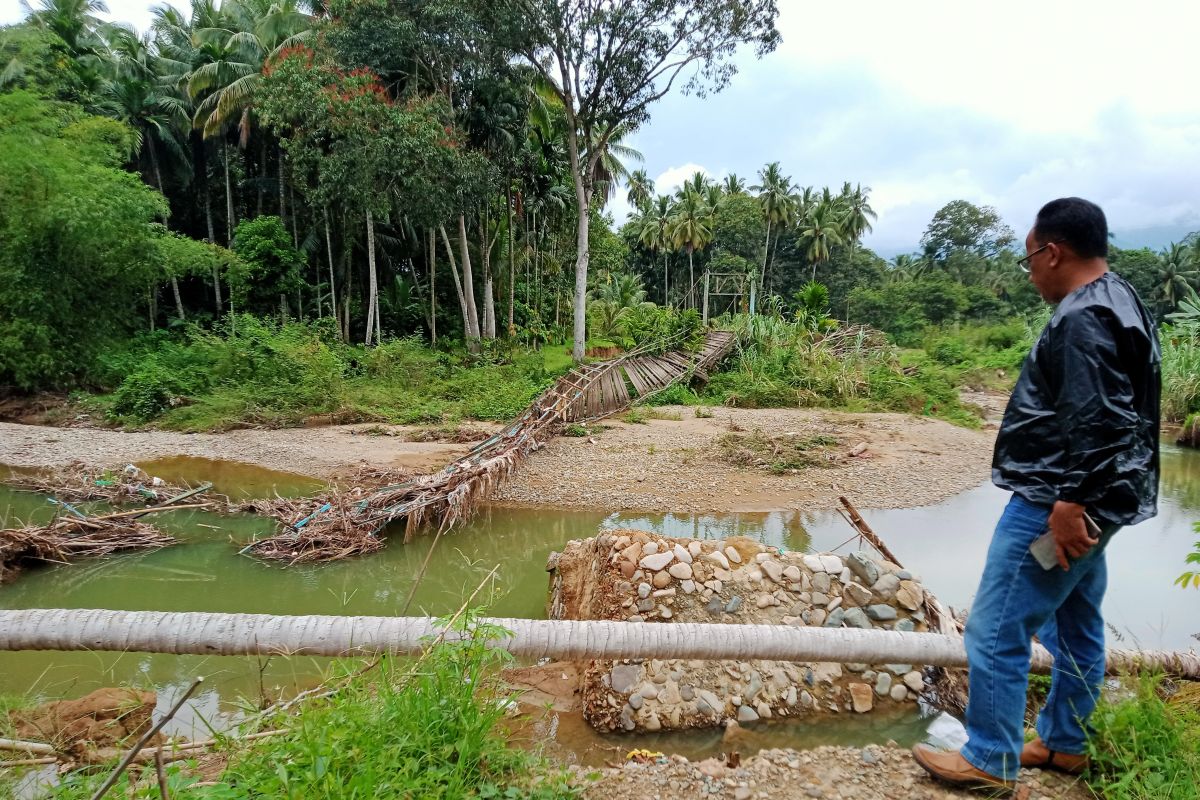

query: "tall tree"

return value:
[920, 199, 1015, 262]
[500, 0, 780, 360]
[1156, 243, 1199, 314]
[668, 187, 713, 307]
[797, 201, 845, 281]
[751, 161, 794, 298]
[626, 168, 654, 212]
[842, 181, 876, 262]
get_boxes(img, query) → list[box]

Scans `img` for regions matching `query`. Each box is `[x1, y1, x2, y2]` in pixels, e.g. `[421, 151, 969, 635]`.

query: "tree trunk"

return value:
[365, 210, 378, 346]
[5, 610, 1200, 682]
[663, 252, 669, 306]
[563, 110, 591, 362]
[170, 277, 185, 321]
[457, 214, 481, 347]
[760, 217, 771, 311]
[506, 185, 515, 336]
[479, 207, 496, 340]
[428, 229, 437, 347]
[256, 139, 265, 217]
[278, 145, 287, 230]
[148, 287, 156, 331]
[439, 224, 474, 348]
[323, 209, 338, 336]
[688, 248, 695, 308]
[223, 140, 235, 245]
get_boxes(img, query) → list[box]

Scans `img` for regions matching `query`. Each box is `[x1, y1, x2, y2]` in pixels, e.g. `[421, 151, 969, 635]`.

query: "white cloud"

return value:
[652, 162, 715, 195]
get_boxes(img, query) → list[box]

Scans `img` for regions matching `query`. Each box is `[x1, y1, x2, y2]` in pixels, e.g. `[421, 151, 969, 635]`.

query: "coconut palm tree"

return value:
[751, 162, 795, 299]
[634, 195, 672, 305]
[21, 0, 110, 96]
[626, 169, 654, 212]
[667, 188, 713, 308]
[588, 122, 643, 208]
[722, 174, 746, 195]
[1157, 243, 1200, 314]
[798, 202, 846, 281]
[842, 182, 877, 261]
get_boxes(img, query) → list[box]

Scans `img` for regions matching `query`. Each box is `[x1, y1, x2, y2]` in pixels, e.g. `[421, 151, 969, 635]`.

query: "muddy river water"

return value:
[1, 444, 1197, 764]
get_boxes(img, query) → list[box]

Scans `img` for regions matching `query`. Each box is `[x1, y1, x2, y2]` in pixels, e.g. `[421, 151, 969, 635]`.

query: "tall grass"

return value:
[1161, 330, 1200, 422]
[41, 621, 577, 799]
[1086, 676, 1200, 800]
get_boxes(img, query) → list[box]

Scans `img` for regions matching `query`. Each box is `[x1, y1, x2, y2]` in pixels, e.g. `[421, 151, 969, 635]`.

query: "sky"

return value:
[6, 0, 1200, 256]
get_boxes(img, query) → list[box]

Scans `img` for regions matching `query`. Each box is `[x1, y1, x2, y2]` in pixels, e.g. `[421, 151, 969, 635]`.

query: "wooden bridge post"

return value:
[749, 273, 757, 316]
[702, 270, 710, 324]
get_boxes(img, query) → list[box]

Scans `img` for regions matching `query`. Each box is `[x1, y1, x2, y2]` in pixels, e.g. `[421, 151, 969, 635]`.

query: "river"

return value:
[1, 443, 1196, 762]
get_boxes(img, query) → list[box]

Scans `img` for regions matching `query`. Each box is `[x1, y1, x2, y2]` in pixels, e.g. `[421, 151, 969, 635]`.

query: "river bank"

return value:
[0, 407, 994, 512]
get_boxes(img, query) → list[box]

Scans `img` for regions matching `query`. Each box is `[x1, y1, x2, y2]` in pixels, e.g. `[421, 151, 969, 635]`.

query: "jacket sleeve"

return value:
[1050, 306, 1140, 506]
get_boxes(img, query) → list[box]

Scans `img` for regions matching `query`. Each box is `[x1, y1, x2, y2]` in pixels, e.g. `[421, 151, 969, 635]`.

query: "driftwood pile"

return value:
[4, 462, 187, 505]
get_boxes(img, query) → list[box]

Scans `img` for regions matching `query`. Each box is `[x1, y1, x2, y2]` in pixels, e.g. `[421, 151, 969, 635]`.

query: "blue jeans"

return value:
[961, 494, 1116, 781]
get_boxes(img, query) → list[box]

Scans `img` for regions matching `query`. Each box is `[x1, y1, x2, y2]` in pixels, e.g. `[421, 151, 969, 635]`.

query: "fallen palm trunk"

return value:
[239, 331, 738, 563]
[1, 610, 1197, 680]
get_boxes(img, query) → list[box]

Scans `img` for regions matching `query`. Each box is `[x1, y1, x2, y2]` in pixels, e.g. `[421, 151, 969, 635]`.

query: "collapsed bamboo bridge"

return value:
[243, 329, 739, 561]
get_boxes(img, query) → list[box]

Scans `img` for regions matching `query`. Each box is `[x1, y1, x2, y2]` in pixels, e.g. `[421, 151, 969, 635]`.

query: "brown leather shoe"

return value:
[1020, 736, 1089, 775]
[912, 744, 1017, 794]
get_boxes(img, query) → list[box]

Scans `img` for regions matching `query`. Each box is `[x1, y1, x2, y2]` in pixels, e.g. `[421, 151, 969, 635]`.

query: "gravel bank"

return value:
[571, 745, 1089, 800]
[498, 407, 995, 512]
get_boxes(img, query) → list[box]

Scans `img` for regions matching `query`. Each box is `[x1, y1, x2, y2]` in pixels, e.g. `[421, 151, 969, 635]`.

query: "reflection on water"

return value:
[134, 455, 326, 499]
[1, 440, 1197, 753]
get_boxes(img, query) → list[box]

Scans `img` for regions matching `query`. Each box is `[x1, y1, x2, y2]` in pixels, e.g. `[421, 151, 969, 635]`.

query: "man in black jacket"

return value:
[913, 198, 1160, 793]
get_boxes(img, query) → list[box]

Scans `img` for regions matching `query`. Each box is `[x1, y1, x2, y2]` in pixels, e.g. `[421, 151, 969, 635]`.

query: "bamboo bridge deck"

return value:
[244, 330, 740, 558]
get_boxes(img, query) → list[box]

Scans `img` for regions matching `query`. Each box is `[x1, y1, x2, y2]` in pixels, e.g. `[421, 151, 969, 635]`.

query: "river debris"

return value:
[3, 461, 188, 505]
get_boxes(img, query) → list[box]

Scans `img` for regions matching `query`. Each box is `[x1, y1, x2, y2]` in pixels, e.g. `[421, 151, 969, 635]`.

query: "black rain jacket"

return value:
[992, 272, 1160, 526]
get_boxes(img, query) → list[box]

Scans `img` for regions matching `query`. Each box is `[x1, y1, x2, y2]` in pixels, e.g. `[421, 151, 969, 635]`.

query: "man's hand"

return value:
[1049, 500, 1094, 570]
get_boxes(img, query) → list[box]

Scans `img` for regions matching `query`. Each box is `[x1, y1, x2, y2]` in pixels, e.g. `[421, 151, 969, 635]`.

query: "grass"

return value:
[29, 621, 579, 800]
[715, 429, 839, 474]
[1085, 675, 1200, 799]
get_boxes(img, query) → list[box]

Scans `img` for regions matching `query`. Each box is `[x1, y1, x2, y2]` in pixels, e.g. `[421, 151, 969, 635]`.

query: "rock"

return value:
[802, 554, 825, 572]
[714, 568, 733, 581]
[658, 682, 682, 705]
[849, 683, 873, 713]
[885, 663, 911, 675]
[890, 684, 909, 702]
[895, 618, 916, 632]
[826, 597, 842, 612]
[824, 607, 846, 627]
[810, 592, 829, 606]
[842, 607, 872, 629]
[756, 593, 776, 609]
[871, 573, 901, 600]
[762, 560, 784, 584]
[812, 572, 832, 593]
[896, 580, 924, 610]
[653, 587, 676, 598]
[668, 562, 693, 580]
[734, 788, 752, 800]
[688, 541, 702, 558]
[745, 673, 763, 702]
[861, 748, 879, 765]
[673, 543, 693, 564]
[800, 690, 814, 708]
[706, 597, 724, 614]
[619, 706, 635, 731]
[619, 560, 636, 579]
[705, 550, 731, 570]
[865, 604, 897, 621]
[785, 686, 798, 706]
[697, 759, 726, 779]
[628, 693, 644, 710]
[847, 552, 880, 586]
[627, 614, 643, 622]
[755, 701, 772, 719]
[637, 598, 654, 613]
[818, 554, 843, 573]
[725, 546, 743, 564]
[680, 684, 695, 701]
[843, 582, 872, 607]
[897, 569, 913, 580]
[638, 582, 652, 599]
[659, 606, 673, 619]
[725, 596, 743, 613]
[638, 682, 659, 700]
[696, 689, 723, 716]
[611, 665, 640, 694]
[652, 570, 673, 589]
[737, 705, 759, 723]
[620, 543, 642, 563]
[681, 579, 696, 594]
[643, 712, 662, 731]
[783, 565, 802, 582]
[904, 671, 925, 693]
[640, 551, 674, 571]
[642, 541, 659, 555]
[874, 672, 893, 697]
[809, 608, 827, 626]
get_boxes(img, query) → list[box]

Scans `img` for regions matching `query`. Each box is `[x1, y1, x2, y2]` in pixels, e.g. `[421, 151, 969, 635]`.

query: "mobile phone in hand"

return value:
[1029, 512, 1102, 571]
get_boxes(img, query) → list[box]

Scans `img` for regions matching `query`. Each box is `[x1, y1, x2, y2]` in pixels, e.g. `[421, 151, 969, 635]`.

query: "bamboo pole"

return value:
[0, 738, 54, 755]
[1, 610, 1197, 679]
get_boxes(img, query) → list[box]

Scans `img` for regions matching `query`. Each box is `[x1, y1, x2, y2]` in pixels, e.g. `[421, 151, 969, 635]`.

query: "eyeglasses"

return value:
[1017, 240, 1065, 273]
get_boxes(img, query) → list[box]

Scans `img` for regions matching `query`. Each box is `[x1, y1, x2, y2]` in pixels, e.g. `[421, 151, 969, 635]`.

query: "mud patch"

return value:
[10, 687, 160, 759]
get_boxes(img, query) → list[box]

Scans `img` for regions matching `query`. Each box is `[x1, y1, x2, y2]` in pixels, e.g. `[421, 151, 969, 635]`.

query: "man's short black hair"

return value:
[1033, 197, 1108, 259]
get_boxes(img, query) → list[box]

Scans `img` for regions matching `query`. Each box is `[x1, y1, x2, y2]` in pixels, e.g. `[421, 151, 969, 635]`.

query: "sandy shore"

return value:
[0, 407, 995, 511]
